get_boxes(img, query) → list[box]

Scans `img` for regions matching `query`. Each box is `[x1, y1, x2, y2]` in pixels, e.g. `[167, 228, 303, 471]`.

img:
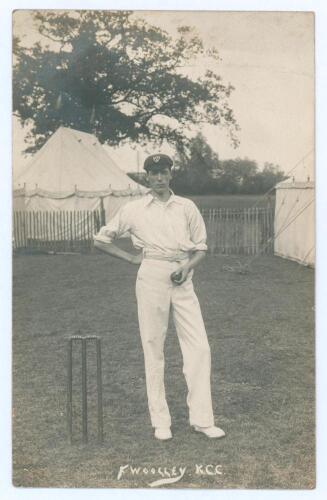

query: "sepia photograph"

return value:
[10, 7, 315, 490]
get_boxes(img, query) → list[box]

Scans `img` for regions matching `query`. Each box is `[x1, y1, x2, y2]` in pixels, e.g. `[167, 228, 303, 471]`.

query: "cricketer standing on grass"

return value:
[94, 154, 225, 441]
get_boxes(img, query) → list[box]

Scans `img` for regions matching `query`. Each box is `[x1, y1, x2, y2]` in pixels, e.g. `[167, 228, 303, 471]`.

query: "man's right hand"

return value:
[130, 253, 143, 265]
[94, 240, 143, 265]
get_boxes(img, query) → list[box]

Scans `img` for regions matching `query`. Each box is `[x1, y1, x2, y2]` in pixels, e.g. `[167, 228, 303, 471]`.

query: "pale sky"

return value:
[13, 10, 314, 175]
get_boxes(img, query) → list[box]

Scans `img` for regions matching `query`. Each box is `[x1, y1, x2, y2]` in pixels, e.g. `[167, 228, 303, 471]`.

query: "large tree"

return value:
[13, 11, 239, 154]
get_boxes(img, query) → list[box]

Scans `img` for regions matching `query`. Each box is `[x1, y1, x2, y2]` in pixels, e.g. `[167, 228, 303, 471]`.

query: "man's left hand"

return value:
[130, 253, 143, 265]
[171, 264, 190, 285]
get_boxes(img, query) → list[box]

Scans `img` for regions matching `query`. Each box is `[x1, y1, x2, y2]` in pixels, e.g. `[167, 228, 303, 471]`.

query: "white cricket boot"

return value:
[154, 427, 173, 440]
[193, 425, 226, 439]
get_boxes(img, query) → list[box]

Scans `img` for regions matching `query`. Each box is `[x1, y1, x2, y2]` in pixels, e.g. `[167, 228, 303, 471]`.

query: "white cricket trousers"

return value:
[135, 258, 215, 429]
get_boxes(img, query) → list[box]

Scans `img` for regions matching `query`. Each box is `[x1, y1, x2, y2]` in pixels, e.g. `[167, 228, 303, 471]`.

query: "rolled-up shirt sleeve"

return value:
[187, 202, 208, 251]
[94, 205, 132, 244]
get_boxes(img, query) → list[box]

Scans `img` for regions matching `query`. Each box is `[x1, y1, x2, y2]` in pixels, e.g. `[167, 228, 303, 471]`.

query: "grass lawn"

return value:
[12, 248, 314, 489]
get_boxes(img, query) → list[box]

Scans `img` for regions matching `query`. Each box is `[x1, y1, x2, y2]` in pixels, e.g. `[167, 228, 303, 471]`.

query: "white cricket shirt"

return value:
[94, 191, 208, 257]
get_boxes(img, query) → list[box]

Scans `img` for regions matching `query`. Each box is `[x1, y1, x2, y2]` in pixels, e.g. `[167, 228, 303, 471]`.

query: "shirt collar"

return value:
[144, 189, 182, 207]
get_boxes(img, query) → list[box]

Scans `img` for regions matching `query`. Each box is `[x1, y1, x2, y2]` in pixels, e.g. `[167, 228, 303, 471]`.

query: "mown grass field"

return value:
[12, 248, 314, 489]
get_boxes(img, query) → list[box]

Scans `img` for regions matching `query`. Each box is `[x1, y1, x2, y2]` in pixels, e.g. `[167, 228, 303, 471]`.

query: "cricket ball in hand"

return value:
[171, 271, 183, 284]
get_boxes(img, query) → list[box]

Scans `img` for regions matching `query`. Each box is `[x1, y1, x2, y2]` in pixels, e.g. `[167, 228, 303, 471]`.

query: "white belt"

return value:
[143, 250, 189, 262]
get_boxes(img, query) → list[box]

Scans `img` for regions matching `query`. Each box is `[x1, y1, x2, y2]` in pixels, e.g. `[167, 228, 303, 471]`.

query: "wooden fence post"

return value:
[100, 197, 106, 226]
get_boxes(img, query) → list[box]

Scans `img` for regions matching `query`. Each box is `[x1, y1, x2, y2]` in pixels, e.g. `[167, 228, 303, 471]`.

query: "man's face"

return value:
[146, 167, 172, 193]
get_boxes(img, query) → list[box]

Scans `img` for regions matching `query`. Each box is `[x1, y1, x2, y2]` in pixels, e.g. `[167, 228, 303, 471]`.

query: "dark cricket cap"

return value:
[143, 154, 173, 172]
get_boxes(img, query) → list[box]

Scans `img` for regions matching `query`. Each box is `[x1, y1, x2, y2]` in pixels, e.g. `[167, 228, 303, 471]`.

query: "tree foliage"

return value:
[13, 11, 239, 154]
[217, 158, 259, 193]
[170, 135, 286, 195]
[172, 133, 220, 194]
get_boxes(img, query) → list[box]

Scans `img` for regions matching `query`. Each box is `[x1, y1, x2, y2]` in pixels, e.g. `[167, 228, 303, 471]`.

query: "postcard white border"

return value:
[1, 1, 326, 499]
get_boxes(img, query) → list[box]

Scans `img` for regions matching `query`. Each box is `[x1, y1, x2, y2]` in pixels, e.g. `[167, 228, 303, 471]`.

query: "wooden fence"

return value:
[13, 207, 274, 255]
[13, 210, 104, 253]
[201, 207, 274, 255]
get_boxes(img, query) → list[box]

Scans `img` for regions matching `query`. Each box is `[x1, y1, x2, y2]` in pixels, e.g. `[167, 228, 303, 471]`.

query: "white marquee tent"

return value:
[13, 126, 148, 219]
[13, 127, 148, 247]
[274, 151, 315, 266]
